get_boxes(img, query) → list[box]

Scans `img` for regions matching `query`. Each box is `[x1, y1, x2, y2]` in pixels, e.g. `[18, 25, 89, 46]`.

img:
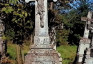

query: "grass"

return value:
[57, 45, 77, 64]
[7, 42, 17, 60]
[7, 42, 17, 64]
[7, 41, 30, 64]
[7, 41, 77, 64]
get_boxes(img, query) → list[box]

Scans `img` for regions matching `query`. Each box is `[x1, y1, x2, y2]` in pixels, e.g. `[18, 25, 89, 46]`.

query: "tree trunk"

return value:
[22, 50, 24, 63]
[31, 34, 32, 43]
[16, 44, 23, 64]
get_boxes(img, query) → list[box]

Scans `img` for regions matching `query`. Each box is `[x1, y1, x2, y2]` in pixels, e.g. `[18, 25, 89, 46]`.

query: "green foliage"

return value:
[9, 0, 18, 5]
[57, 45, 77, 64]
[0, 3, 34, 44]
[5, 29, 15, 40]
[1, 7, 14, 13]
[53, 0, 90, 45]
[56, 29, 70, 45]
[56, 7, 88, 45]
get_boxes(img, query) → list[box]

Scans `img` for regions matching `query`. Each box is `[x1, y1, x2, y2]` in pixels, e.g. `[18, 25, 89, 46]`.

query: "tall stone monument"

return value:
[83, 12, 93, 64]
[77, 11, 92, 64]
[24, 0, 62, 64]
[0, 19, 5, 61]
[77, 11, 93, 64]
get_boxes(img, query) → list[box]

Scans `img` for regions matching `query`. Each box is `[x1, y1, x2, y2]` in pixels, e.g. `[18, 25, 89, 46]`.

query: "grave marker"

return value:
[77, 11, 92, 64]
[24, 0, 62, 64]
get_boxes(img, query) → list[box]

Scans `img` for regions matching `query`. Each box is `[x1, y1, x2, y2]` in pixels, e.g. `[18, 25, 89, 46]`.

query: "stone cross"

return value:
[81, 11, 93, 38]
[25, 0, 57, 48]
[24, 0, 62, 64]
[77, 11, 92, 64]
[25, 0, 57, 3]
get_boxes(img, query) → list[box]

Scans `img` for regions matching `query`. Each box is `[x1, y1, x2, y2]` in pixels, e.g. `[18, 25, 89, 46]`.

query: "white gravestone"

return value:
[77, 11, 92, 64]
[84, 16, 93, 64]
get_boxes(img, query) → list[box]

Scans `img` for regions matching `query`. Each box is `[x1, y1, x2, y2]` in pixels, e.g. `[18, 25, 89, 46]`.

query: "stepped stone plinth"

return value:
[25, 46, 62, 64]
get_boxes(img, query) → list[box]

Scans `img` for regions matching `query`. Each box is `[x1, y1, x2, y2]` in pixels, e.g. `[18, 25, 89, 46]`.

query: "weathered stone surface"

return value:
[0, 19, 5, 63]
[84, 49, 93, 64]
[50, 27, 56, 50]
[83, 11, 92, 38]
[77, 38, 90, 62]
[34, 36, 50, 45]
[25, 48, 62, 64]
[77, 62, 82, 64]
[0, 37, 5, 55]
[24, 0, 62, 64]
[77, 11, 93, 64]
[77, 11, 92, 63]
[0, 20, 5, 53]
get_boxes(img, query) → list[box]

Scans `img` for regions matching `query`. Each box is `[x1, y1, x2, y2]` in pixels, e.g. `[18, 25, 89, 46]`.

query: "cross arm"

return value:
[25, 0, 57, 3]
[81, 17, 93, 22]
[49, 0, 57, 2]
[25, 0, 35, 3]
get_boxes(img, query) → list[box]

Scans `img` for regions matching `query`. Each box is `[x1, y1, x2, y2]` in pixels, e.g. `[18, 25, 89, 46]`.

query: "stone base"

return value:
[24, 45, 62, 64]
[80, 38, 90, 44]
[76, 38, 91, 64]
[77, 62, 82, 64]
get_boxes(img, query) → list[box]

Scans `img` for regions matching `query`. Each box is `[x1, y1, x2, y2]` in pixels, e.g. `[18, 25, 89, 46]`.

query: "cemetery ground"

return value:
[7, 40, 77, 64]
[0, 1, 90, 64]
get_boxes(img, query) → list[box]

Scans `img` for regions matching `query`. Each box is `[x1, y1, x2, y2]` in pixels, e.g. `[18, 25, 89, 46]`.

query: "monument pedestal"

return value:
[25, 45, 62, 64]
[77, 38, 90, 63]
[84, 47, 93, 64]
[77, 62, 82, 64]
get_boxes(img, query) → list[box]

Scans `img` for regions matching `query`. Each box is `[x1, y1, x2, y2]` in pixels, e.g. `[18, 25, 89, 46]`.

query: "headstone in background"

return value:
[77, 11, 92, 64]
[83, 17, 93, 64]
[0, 19, 5, 61]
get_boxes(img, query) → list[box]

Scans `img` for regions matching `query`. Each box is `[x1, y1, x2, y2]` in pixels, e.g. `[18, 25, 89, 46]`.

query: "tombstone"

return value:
[83, 16, 93, 64]
[84, 49, 93, 64]
[0, 19, 5, 61]
[24, 0, 62, 64]
[77, 11, 92, 64]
